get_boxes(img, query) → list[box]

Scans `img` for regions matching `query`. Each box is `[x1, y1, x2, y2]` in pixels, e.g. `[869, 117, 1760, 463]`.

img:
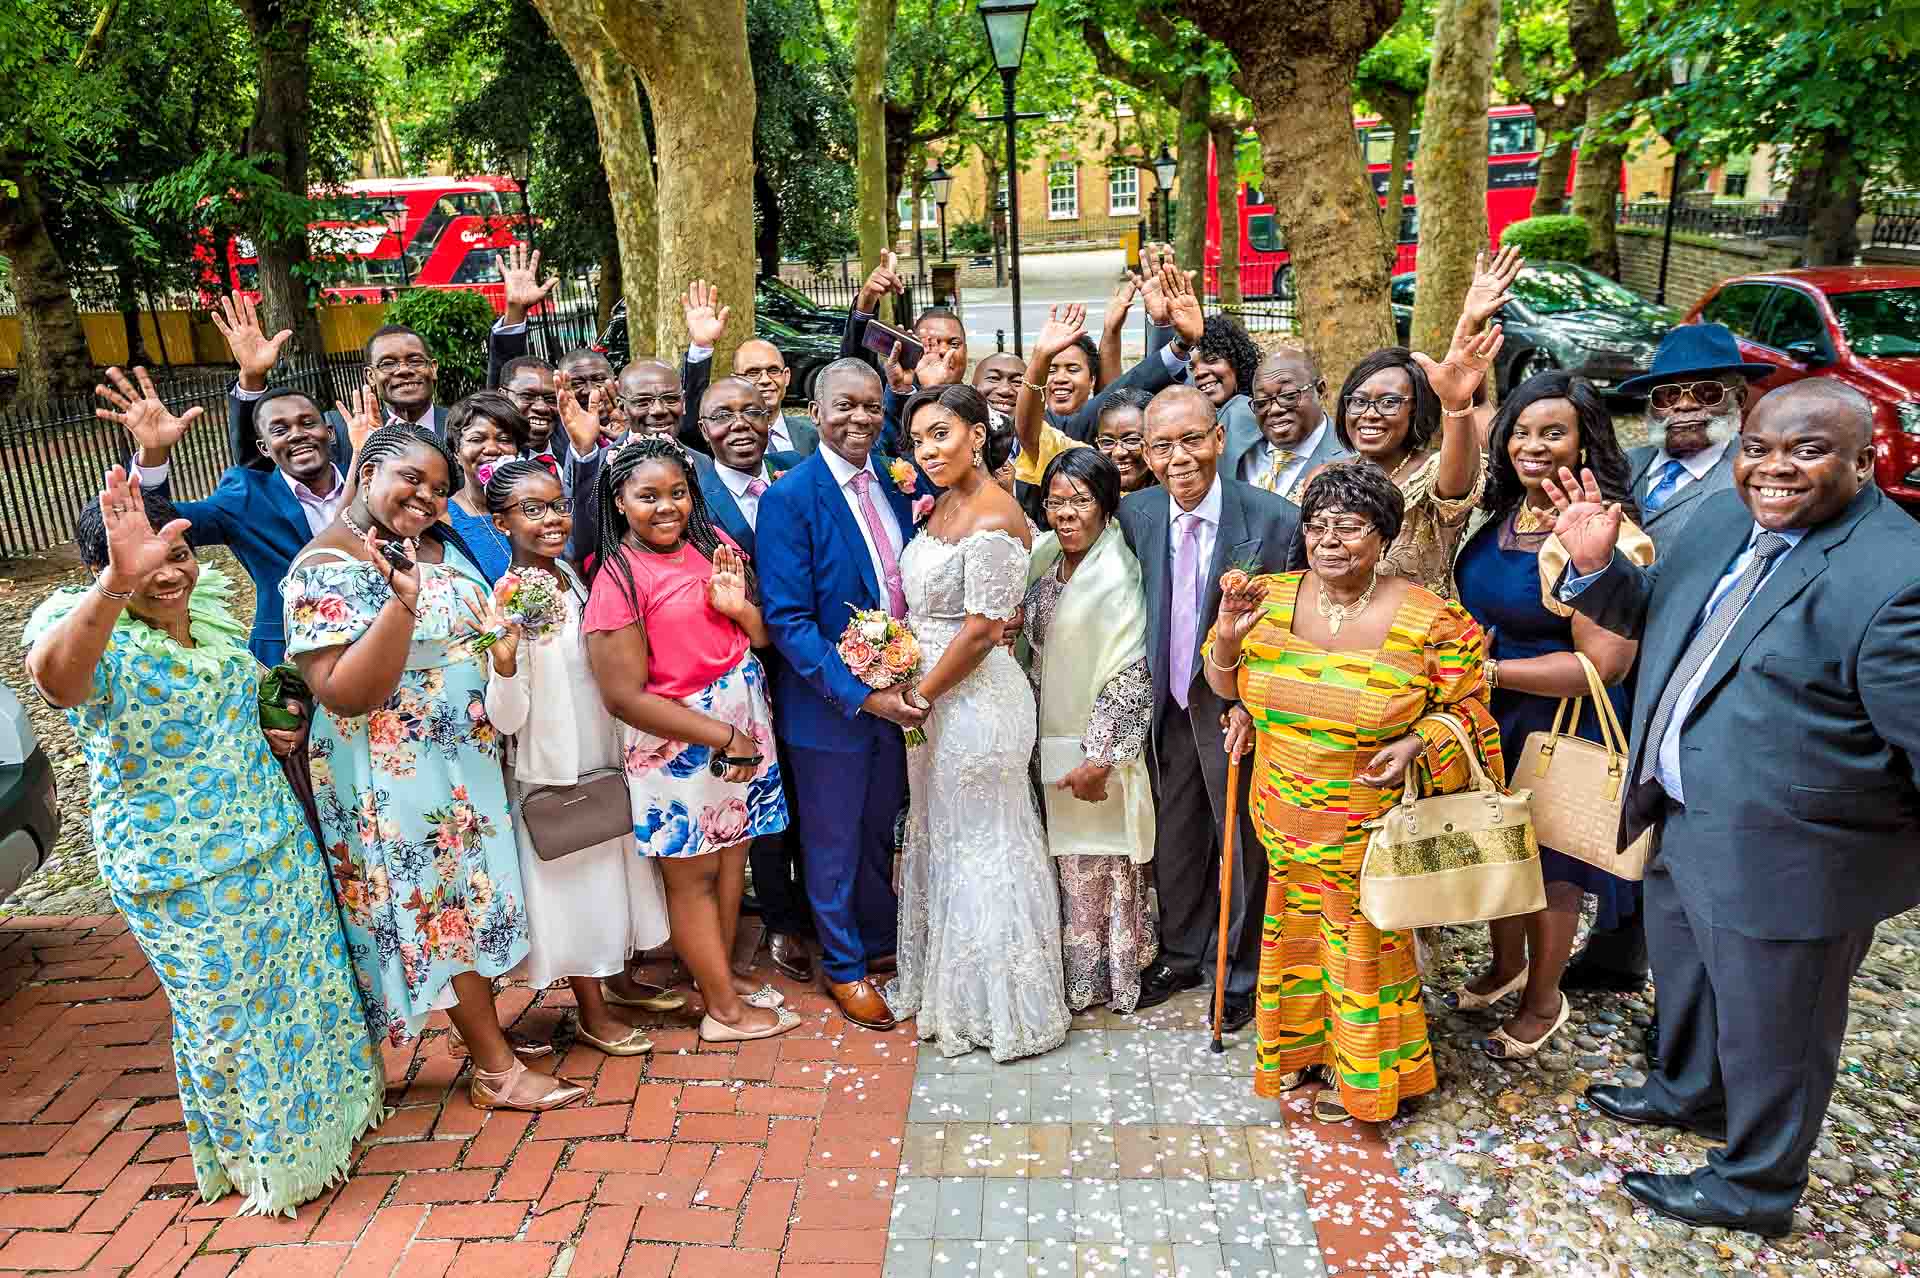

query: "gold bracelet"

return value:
[1441, 403, 1475, 419]
[1204, 644, 1246, 673]
[1485, 658, 1499, 689]
[1023, 379, 1046, 393]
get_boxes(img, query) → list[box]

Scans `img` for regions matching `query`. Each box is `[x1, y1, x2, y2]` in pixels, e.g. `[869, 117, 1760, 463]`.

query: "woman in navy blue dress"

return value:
[1450, 372, 1644, 1060]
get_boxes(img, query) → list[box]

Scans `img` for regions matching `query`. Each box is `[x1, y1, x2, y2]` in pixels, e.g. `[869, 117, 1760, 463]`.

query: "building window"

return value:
[1048, 161, 1078, 220]
[1108, 166, 1139, 216]
[1722, 172, 1748, 198]
[896, 193, 936, 229]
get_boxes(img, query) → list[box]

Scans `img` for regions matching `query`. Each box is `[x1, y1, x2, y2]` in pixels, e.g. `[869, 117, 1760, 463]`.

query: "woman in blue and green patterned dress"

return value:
[25, 465, 384, 1216]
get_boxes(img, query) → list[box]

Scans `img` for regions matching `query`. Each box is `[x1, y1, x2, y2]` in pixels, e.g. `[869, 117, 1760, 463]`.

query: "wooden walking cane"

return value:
[1211, 749, 1244, 1054]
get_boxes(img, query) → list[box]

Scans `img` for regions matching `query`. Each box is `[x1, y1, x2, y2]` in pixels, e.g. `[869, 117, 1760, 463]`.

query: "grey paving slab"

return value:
[935, 1176, 986, 1239]
[1209, 1180, 1267, 1250]
[1025, 1177, 1077, 1242]
[892, 1175, 940, 1239]
[1117, 1178, 1170, 1244]
[1267, 1245, 1329, 1277]
[884, 1236, 934, 1277]
[1172, 1243, 1227, 1275]
[1072, 1177, 1122, 1242]
[1162, 1177, 1219, 1245]
[984, 1073, 1033, 1124]
[975, 1240, 1030, 1278]
[1222, 1243, 1279, 1274]
[1257, 1179, 1317, 1250]
[1026, 1240, 1079, 1276]
[981, 1177, 1028, 1242]
[1028, 1072, 1077, 1123]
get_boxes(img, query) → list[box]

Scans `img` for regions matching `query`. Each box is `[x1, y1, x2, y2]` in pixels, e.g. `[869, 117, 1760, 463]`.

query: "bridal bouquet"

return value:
[838, 607, 926, 745]
[471, 566, 567, 653]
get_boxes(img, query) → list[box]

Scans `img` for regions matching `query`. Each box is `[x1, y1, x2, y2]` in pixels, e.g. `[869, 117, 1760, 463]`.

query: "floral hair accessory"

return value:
[475, 461, 498, 488]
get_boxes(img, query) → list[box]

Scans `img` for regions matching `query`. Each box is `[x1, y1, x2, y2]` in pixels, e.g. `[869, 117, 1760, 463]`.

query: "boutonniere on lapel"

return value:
[767, 465, 788, 484]
[1218, 555, 1263, 596]
[887, 458, 918, 495]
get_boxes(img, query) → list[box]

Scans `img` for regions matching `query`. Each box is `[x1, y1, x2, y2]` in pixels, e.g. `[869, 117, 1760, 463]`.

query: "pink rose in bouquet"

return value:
[837, 607, 927, 746]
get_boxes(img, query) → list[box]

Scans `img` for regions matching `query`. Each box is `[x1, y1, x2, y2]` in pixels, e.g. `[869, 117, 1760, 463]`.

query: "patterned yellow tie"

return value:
[1258, 447, 1295, 494]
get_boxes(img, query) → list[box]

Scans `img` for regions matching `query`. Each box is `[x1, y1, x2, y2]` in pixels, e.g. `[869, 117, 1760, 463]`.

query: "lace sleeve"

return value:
[962, 530, 1029, 621]
[1083, 658, 1153, 767]
[1422, 451, 1488, 526]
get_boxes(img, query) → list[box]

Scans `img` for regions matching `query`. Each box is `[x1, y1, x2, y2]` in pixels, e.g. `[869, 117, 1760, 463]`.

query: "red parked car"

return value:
[1687, 267, 1920, 511]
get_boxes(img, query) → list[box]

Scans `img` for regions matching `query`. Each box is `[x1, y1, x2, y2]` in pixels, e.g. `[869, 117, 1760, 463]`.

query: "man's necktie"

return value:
[1637, 532, 1791, 785]
[1643, 459, 1688, 513]
[1169, 513, 1204, 708]
[745, 478, 768, 498]
[850, 471, 907, 619]
[1257, 447, 1296, 494]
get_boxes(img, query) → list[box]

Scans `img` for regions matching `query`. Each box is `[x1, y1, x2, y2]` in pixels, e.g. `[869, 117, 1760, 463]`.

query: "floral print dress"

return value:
[23, 566, 384, 1216]
[284, 547, 529, 1046]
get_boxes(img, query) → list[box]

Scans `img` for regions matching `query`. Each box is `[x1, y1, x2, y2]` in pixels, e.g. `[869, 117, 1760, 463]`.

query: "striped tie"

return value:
[1257, 447, 1295, 494]
[1638, 532, 1792, 785]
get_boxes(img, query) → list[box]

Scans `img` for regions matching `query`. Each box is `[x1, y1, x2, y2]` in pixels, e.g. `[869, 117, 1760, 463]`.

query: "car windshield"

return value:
[1827, 287, 1920, 357]
[759, 278, 820, 311]
[1512, 263, 1647, 316]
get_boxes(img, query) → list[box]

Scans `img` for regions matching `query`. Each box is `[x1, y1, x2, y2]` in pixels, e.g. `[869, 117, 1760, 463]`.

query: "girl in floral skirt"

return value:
[582, 437, 797, 1044]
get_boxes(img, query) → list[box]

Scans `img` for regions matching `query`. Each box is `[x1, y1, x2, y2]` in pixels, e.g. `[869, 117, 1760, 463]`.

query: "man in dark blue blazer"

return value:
[758, 359, 926, 1031]
[1550, 380, 1920, 1236]
[123, 380, 353, 666]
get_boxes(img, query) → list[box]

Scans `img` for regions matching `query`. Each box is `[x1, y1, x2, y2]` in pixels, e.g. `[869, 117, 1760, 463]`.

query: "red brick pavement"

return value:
[0, 914, 915, 1278]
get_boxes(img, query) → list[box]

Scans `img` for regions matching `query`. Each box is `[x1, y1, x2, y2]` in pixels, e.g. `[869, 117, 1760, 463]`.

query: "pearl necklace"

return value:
[1316, 571, 1379, 637]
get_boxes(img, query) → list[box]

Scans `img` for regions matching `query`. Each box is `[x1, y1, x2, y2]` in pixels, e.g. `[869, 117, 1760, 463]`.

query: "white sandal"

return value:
[1483, 994, 1572, 1061]
[699, 1008, 800, 1043]
[1442, 966, 1528, 1013]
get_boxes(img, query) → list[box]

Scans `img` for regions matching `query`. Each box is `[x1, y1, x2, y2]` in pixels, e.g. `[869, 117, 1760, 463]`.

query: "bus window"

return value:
[1397, 204, 1419, 244]
[448, 192, 505, 218]
[1488, 115, 1538, 156]
[450, 248, 504, 285]
[1247, 214, 1284, 253]
[1366, 128, 1396, 166]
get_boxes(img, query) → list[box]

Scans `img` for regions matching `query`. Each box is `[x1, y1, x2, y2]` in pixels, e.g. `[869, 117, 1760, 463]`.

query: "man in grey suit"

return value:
[731, 338, 820, 457]
[1547, 379, 1920, 1236]
[1117, 385, 1305, 1027]
[1224, 349, 1351, 504]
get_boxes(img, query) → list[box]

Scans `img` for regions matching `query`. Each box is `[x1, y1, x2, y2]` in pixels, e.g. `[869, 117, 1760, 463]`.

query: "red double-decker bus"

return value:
[206, 175, 524, 310]
[1203, 104, 1586, 298]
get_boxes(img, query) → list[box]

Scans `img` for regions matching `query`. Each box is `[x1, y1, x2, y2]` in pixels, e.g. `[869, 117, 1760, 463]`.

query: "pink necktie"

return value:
[745, 478, 768, 498]
[1169, 512, 1203, 708]
[850, 471, 907, 619]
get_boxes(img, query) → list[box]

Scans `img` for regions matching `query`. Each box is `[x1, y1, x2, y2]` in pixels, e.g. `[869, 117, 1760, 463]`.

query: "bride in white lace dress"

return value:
[883, 386, 1071, 1062]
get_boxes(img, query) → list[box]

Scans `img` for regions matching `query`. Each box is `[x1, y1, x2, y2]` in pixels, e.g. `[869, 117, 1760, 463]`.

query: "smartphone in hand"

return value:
[861, 318, 924, 371]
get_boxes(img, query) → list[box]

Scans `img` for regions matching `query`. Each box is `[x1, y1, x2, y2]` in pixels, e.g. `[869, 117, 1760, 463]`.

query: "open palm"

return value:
[1542, 466, 1624, 575]
[96, 366, 203, 455]
[100, 467, 190, 582]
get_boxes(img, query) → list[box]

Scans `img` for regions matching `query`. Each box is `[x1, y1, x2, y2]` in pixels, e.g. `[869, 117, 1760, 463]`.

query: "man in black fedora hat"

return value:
[1560, 322, 1777, 1006]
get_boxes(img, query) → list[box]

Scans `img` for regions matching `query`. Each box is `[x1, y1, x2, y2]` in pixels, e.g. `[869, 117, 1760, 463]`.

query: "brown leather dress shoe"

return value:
[829, 978, 897, 1030]
[768, 932, 814, 983]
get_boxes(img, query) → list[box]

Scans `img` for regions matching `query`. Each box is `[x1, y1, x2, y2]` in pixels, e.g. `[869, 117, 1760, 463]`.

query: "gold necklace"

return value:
[1513, 502, 1556, 534]
[1316, 572, 1378, 636]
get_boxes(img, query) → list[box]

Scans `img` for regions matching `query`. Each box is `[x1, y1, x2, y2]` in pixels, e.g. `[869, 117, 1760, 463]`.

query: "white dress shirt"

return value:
[714, 460, 775, 530]
[132, 460, 347, 537]
[820, 446, 906, 597]
[1168, 474, 1225, 586]
[1645, 436, 1730, 498]
[1239, 416, 1329, 495]
[1561, 521, 1807, 802]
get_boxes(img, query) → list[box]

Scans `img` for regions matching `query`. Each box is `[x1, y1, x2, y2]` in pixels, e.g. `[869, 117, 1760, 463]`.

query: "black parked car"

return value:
[1391, 261, 1677, 395]
[0, 683, 58, 905]
[595, 278, 845, 404]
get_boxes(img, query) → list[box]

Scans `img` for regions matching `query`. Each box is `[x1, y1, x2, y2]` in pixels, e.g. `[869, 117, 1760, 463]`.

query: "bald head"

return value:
[1734, 377, 1878, 531]
[1257, 347, 1319, 383]
[731, 339, 791, 412]
[1146, 384, 1219, 430]
[1143, 385, 1226, 509]
[1752, 378, 1875, 448]
[617, 359, 684, 438]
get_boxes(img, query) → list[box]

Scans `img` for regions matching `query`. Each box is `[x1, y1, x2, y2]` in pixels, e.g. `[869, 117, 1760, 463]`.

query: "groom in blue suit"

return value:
[758, 359, 927, 1031]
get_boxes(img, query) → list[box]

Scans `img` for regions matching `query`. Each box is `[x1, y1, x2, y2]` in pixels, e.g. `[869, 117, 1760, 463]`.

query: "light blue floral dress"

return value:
[23, 566, 384, 1216]
[283, 545, 529, 1046]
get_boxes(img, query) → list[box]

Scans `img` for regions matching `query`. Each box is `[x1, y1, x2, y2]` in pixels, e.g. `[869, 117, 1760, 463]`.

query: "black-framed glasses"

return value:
[1096, 433, 1146, 451]
[1249, 384, 1319, 414]
[618, 392, 684, 413]
[373, 354, 434, 373]
[1648, 380, 1730, 411]
[1302, 518, 1376, 542]
[514, 497, 571, 519]
[701, 406, 774, 427]
[1344, 393, 1409, 418]
[507, 388, 559, 408]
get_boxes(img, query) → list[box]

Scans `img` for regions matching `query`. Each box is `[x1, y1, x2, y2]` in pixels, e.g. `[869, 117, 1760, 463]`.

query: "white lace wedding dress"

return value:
[883, 529, 1071, 1062]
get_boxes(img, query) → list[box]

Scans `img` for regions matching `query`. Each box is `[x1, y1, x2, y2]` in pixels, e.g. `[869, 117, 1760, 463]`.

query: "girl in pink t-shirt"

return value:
[582, 437, 798, 1044]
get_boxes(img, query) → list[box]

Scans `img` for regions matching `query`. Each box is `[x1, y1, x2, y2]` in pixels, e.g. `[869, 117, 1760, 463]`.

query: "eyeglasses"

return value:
[1249, 385, 1318, 414]
[514, 497, 571, 519]
[1647, 380, 1730, 411]
[507, 389, 559, 408]
[1144, 431, 1215, 461]
[1344, 393, 1409, 418]
[737, 364, 787, 382]
[702, 407, 774, 427]
[1302, 518, 1376, 542]
[569, 371, 613, 388]
[618, 392, 684, 413]
[1041, 494, 1100, 515]
[1096, 433, 1145, 451]
[373, 354, 434, 373]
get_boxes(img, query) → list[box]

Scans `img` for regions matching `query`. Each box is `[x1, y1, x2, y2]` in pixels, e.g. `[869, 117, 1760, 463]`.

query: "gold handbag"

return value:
[1517, 652, 1651, 881]
[1359, 712, 1545, 931]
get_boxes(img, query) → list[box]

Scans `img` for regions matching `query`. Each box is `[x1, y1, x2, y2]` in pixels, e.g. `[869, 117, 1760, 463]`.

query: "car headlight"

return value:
[1588, 339, 1640, 355]
[1900, 401, 1920, 436]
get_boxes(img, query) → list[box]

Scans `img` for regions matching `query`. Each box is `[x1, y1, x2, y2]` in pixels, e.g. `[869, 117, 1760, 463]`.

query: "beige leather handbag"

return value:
[1517, 653, 1651, 881]
[1359, 712, 1544, 931]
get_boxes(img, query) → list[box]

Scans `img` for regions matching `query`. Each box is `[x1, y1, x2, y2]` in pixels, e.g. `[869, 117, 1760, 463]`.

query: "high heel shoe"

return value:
[1441, 967, 1528, 1012]
[469, 1059, 587, 1111]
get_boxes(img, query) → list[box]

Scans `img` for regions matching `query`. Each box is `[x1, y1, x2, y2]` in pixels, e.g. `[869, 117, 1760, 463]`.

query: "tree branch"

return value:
[1081, 19, 1184, 103]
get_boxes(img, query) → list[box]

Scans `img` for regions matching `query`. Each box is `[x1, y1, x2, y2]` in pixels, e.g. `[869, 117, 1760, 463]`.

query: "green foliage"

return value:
[950, 218, 994, 254]
[1355, 22, 1431, 113]
[383, 288, 496, 400]
[1499, 214, 1591, 261]
[749, 0, 859, 268]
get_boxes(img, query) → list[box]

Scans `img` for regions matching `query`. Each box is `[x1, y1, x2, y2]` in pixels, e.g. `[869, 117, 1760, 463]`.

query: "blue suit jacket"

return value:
[691, 450, 803, 559]
[756, 449, 918, 751]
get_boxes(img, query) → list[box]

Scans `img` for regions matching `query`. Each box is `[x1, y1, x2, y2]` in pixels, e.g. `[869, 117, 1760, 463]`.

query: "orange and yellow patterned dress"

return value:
[1209, 573, 1502, 1123]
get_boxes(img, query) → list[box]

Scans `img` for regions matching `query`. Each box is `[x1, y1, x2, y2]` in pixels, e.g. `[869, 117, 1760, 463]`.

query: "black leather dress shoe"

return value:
[1587, 1084, 1726, 1142]
[1134, 962, 1204, 1011]
[1209, 997, 1254, 1034]
[1623, 1172, 1791, 1239]
[1559, 960, 1649, 993]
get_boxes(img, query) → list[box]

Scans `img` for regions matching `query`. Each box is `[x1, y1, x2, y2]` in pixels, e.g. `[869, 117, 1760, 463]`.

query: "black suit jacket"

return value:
[1116, 478, 1304, 773]
[1568, 486, 1920, 939]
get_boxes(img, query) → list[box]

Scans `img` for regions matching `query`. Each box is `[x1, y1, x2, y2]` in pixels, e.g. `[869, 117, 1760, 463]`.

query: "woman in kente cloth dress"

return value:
[25, 470, 384, 1214]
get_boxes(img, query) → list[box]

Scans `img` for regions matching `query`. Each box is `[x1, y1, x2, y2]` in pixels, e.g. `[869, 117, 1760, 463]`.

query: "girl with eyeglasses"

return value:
[443, 392, 532, 584]
[477, 460, 677, 1058]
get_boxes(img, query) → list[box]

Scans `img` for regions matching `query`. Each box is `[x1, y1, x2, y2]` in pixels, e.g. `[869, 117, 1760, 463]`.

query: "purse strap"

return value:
[1398, 709, 1496, 808]
[1544, 652, 1627, 761]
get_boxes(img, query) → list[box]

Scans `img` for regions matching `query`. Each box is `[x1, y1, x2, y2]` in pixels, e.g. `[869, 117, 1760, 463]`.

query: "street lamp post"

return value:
[1655, 53, 1709, 307]
[505, 140, 546, 353]
[1152, 144, 1177, 243]
[928, 161, 953, 262]
[977, 0, 1039, 353]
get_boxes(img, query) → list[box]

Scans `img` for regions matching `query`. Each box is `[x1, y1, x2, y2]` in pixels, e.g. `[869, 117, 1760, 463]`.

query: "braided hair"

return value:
[481, 457, 561, 516]
[588, 436, 750, 615]
[1196, 314, 1261, 402]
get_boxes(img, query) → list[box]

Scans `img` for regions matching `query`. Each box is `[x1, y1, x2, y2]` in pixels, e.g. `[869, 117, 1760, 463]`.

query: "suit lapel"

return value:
[260, 470, 314, 544]
[1199, 483, 1263, 674]
[1639, 503, 1749, 704]
[701, 464, 753, 555]
[1137, 495, 1171, 700]
[1628, 449, 1659, 502]
[818, 457, 883, 605]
